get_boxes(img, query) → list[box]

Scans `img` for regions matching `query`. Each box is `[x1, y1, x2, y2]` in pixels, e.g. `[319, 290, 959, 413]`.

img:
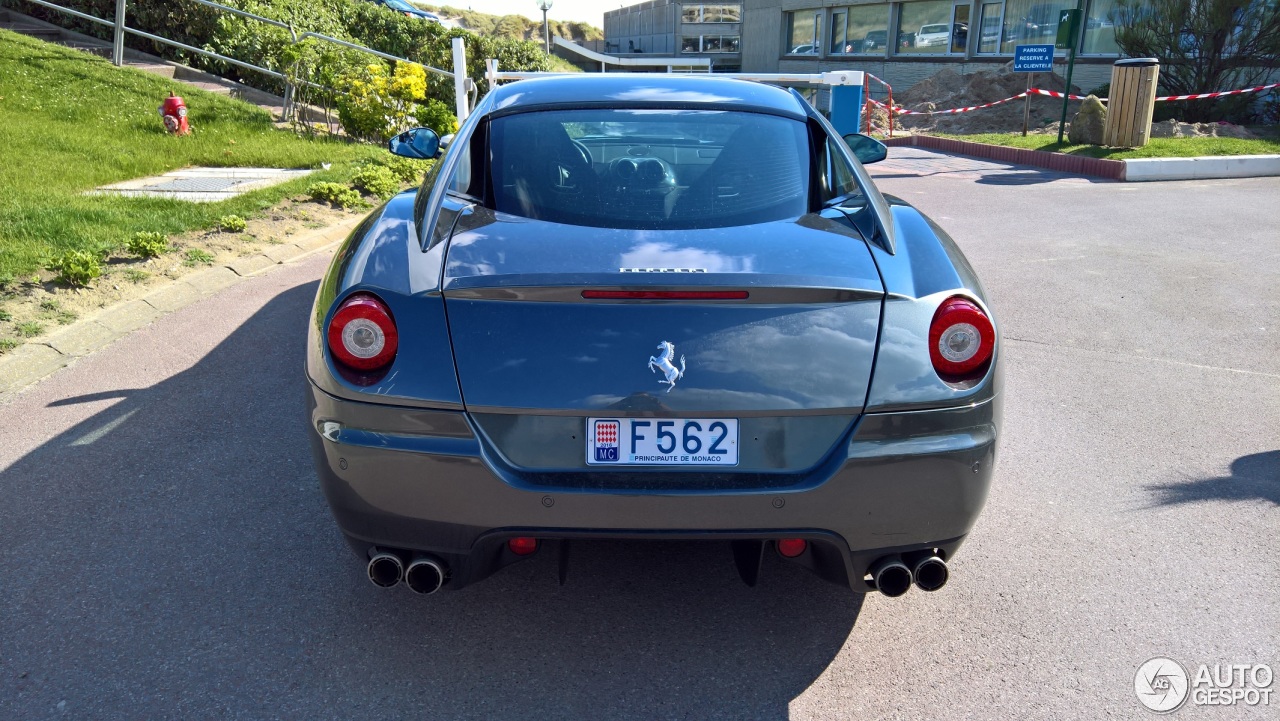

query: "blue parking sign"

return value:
[1013, 44, 1054, 72]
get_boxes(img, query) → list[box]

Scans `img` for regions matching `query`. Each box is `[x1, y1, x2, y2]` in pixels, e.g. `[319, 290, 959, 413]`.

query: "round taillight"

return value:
[327, 293, 398, 371]
[929, 296, 994, 381]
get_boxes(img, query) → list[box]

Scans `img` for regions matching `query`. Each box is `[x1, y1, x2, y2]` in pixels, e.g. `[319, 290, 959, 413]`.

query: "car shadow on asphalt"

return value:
[0, 282, 865, 720]
[1144, 450, 1280, 506]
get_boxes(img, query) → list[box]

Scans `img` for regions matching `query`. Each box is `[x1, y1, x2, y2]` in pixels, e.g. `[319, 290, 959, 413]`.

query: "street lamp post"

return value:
[537, 0, 553, 55]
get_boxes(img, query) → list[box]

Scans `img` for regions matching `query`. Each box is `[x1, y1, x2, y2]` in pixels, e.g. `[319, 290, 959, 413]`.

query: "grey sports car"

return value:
[306, 74, 1001, 598]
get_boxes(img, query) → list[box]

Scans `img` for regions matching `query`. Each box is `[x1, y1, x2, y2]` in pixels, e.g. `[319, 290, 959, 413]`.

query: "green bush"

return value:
[46, 250, 102, 287]
[0, 338, 17, 353]
[219, 215, 247, 232]
[413, 98, 458, 137]
[0, 309, 11, 321]
[307, 181, 364, 209]
[376, 155, 432, 184]
[127, 231, 170, 258]
[351, 164, 401, 199]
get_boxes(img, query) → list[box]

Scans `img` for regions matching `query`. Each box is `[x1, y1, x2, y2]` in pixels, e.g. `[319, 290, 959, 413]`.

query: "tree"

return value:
[1113, 0, 1280, 121]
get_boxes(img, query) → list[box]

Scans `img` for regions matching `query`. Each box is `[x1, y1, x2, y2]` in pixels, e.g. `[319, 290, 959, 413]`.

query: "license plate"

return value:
[586, 418, 738, 466]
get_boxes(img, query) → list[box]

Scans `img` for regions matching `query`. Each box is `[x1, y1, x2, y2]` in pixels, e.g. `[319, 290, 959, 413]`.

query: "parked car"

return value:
[915, 23, 951, 47]
[862, 30, 888, 51]
[370, 0, 440, 22]
[789, 43, 818, 54]
[307, 74, 1002, 599]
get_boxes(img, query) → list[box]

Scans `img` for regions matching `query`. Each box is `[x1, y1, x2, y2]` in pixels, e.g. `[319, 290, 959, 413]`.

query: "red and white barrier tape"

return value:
[869, 94, 1028, 115]
[1027, 88, 1089, 100]
[869, 81, 1280, 116]
[1155, 82, 1279, 102]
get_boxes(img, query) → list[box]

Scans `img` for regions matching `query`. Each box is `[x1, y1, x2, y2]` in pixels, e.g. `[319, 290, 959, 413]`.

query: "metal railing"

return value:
[13, 0, 468, 121]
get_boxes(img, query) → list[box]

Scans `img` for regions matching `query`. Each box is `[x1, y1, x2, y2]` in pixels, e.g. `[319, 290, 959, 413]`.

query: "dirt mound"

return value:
[893, 62, 1083, 135]
[1149, 119, 1257, 139]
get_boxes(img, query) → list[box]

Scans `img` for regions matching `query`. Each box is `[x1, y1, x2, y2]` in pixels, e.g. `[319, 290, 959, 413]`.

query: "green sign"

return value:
[1055, 9, 1080, 49]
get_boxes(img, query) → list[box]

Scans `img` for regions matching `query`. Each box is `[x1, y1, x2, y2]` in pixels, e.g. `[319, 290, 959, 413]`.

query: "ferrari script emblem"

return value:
[647, 340, 686, 393]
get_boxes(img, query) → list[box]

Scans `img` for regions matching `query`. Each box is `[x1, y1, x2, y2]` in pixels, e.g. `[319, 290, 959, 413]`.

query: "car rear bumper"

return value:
[308, 380, 1000, 591]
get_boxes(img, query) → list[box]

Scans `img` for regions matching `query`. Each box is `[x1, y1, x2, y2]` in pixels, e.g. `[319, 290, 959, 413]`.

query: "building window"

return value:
[683, 4, 741, 24]
[831, 10, 847, 53]
[786, 9, 822, 54]
[831, 5, 891, 55]
[896, 1, 967, 54]
[703, 4, 741, 23]
[1081, 0, 1119, 54]
[681, 34, 741, 53]
[977, 2, 1004, 53]
[974, 0, 1072, 54]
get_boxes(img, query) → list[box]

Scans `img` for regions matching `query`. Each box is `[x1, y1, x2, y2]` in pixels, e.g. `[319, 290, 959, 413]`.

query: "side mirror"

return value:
[388, 127, 440, 159]
[842, 133, 888, 165]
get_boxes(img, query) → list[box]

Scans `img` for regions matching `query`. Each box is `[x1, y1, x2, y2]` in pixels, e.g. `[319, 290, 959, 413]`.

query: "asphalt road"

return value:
[2, 152, 1277, 720]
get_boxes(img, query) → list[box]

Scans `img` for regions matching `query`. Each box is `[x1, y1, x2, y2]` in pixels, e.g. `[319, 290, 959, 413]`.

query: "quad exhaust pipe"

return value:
[869, 556, 913, 597]
[404, 556, 446, 595]
[366, 549, 447, 594]
[870, 553, 949, 596]
[909, 553, 949, 592]
[367, 550, 404, 588]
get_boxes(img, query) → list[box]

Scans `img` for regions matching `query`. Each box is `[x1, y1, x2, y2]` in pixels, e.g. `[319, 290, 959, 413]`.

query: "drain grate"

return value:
[144, 177, 245, 193]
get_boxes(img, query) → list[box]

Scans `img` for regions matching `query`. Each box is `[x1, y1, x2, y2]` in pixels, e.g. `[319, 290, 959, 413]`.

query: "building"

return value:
[603, 1, 744, 72]
[742, 0, 1120, 93]
[605, 0, 1123, 92]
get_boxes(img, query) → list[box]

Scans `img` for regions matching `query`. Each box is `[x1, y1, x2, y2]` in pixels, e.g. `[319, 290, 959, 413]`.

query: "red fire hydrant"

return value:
[159, 91, 190, 136]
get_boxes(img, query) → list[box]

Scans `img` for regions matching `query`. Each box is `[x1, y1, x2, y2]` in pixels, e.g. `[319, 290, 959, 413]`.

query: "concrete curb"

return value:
[0, 216, 361, 401]
[884, 135, 1280, 182]
[1123, 154, 1280, 181]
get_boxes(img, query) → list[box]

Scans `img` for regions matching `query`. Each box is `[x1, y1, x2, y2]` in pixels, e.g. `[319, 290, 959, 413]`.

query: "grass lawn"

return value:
[0, 29, 383, 281]
[935, 132, 1280, 160]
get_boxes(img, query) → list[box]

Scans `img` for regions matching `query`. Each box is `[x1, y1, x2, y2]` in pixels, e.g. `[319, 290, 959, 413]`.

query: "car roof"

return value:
[484, 74, 809, 119]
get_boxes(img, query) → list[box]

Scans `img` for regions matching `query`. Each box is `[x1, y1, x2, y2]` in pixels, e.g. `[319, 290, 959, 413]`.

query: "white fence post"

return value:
[451, 37, 468, 124]
[112, 0, 126, 66]
[485, 59, 498, 90]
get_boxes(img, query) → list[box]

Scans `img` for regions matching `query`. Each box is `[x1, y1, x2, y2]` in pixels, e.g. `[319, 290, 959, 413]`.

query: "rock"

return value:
[1068, 95, 1106, 145]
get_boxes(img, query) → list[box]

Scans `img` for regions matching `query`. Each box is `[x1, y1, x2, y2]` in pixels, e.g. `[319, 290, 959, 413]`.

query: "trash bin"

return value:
[1102, 58, 1160, 148]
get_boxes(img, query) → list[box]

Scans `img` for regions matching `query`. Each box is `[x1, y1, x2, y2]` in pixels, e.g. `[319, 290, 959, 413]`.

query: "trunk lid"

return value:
[442, 208, 884, 415]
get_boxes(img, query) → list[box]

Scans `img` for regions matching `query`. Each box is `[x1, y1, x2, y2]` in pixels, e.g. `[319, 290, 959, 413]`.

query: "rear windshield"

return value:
[489, 109, 811, 230]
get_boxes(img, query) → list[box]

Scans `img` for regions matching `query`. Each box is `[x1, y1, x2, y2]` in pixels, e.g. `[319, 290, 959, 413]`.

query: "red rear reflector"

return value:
[777, 538, 808, 558]
[581, 290, 748, 300]
[508, 537, 539, 556]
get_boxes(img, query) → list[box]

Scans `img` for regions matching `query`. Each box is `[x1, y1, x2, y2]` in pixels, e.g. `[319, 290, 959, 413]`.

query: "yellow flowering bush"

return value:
[336, 62, 456, 143]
